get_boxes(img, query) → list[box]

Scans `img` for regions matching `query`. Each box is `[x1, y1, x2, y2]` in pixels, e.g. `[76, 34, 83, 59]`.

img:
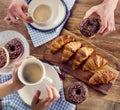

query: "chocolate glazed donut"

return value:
[80, 18, 100, 37]
[67, 81, 88, 104]
[0, 47, 9, 69]
[5, 38, 24, 60]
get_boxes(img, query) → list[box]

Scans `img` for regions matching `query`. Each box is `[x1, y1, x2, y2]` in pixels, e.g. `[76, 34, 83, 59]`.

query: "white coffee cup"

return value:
[28, 0, 60, 26]
[18, 58, 52, 86]
[31, 2, 55, 26]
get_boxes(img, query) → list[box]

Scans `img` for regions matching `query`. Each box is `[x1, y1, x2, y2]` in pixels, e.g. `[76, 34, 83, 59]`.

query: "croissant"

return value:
[89, 69, 116, 85]
[50, 35, 75, 53]
[82, 54, 108, 71]
[72, 47, 94, 70]
[62, 41, 82, 63]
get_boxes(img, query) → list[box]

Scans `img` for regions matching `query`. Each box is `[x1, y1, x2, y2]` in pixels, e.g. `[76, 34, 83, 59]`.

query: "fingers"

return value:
[16, 7, 28, 21]
[50, 86, 60, 102]
[22, 2, 29, 13]
[31, 86, 60, 110]
[4, 15, 12, 25]
[37, 86, 54, 108]
[46, 86, 53, 100]
[108, 15, 115, 32]
[16, 6, 33, 23]
[84, 7, 96, 19]
[12, 62, 22, 74]
[98, 18, 107, 34]
[31, 90, 41, 106]
[41, 86, 60, 108]
[26, 55, 35, 59]
[98, 16, 115, 35]
[8, 14, 17, 24]
[4, 1, 32, 24]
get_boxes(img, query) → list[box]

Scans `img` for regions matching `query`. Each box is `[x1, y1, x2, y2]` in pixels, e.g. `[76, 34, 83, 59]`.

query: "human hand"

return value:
[84, 0, 118, 36]
[31, 86, 60, 110]
[4, 0, 33, 24]
[10, 56, 37, 91]
[11, 62, 24, 91]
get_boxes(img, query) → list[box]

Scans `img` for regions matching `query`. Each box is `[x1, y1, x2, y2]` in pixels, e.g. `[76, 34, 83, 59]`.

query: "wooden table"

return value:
[0, 0, 120, 110]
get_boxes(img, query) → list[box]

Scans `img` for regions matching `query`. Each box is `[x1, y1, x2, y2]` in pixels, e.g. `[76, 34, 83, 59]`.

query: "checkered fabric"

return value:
[25, 0, 76, 47]
[0, 67, 76, 110]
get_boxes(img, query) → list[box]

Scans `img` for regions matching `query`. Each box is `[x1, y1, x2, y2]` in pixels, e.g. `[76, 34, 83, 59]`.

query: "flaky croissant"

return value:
[82, 54, 108, 71]
[50, 35, 75, 53]
[62, 41, 82, 63]
[89, 69, 116, 85]
[72, 47, 94, 70]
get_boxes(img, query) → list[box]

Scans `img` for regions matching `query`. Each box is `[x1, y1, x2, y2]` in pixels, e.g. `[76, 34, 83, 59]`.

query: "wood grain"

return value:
[0, 0, 120, 110]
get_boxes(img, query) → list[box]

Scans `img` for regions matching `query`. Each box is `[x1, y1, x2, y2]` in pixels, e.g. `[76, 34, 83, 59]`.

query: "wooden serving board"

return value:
[44, 30, 120, 94]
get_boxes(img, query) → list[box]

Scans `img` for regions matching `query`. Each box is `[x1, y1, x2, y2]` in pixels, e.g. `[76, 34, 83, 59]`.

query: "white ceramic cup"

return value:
[18, 58, 52, 86]
[31, 2, 55, 26]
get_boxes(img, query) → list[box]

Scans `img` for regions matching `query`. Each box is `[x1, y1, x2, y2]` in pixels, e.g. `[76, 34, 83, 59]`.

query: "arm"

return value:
[0, 80, 18, 99]
[84, 0, 119, 36]
[0, 63, 24, 99]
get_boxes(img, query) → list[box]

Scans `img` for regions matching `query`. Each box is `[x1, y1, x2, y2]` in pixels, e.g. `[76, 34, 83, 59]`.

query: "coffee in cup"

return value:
[31, 3, 54, 26]
[33, 5, 52, 23]
[22, 62, 43, 83]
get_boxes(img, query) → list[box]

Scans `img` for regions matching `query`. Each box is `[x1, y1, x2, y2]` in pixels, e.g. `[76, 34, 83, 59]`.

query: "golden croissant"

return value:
[50, 35, 75, 53]
[72, 47, 94, 70]
[89, 69, 116, 85]
[62, 41, 82, 63]
[82, 54, 108, 71]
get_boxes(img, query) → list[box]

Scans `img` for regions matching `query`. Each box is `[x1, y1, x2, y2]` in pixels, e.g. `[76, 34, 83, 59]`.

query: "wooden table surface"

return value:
[0, 0, 120, 110]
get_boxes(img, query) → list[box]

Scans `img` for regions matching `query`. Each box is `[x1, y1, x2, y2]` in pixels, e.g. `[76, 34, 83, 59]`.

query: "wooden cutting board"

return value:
[44, 30, 120, 94]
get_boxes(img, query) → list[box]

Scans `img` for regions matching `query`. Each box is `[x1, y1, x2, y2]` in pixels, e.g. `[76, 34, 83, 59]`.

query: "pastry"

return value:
[5, 38, 24, 60]
[72, 47, 94, 70]
[62, 41, 81, 63]
[0, 47, 10, 69]
[67, 81, 88, 104]
[80, 18, 100, 37]
[82, 54, 108, 71]
[89, 69, 116, 85]
[50, 35, 75, 53]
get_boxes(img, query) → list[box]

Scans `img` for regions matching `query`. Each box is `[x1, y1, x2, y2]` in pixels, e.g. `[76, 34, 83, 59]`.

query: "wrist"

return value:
[7, 79, 19, 92]
[103, 0, 118, 10]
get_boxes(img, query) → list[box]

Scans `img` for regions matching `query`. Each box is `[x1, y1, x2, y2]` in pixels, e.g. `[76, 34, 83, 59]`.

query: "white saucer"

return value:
[18, 63, 61, 105]
[0, 30, 30, 75]
[28, 0, 67, 31]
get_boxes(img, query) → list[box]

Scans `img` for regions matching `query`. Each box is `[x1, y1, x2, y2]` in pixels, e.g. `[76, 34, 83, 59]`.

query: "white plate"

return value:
[0, 30, 30, 75]
[18, 63, 61, 105]
[28, 0, 67, 31]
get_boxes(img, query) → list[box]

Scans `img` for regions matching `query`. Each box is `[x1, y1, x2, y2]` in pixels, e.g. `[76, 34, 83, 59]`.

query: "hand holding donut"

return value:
[4, 0, 33, 24]
[84, 0, 118, 36]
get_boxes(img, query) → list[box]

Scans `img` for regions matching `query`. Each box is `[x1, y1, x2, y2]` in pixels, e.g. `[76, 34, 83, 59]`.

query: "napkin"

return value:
[0, 68, 76, 110]
[25, 0, 75, 47]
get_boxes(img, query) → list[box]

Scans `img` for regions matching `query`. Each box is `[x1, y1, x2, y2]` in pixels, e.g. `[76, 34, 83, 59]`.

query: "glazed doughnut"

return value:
[5, 38, 24, 60]
[80, 18, 100, 37]
[67, 81, 88, 104]
[0, 47, 10, 69]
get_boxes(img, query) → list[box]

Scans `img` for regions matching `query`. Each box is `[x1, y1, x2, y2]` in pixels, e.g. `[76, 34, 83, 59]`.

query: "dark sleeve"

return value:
[25, 0, 31, 4]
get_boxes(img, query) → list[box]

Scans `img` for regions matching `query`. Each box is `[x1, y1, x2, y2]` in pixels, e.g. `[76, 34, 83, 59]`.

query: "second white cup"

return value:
[18, 58, 52, 86]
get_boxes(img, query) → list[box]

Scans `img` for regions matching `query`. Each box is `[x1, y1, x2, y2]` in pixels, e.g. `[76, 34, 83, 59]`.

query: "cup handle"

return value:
[44, 77, 53, 84]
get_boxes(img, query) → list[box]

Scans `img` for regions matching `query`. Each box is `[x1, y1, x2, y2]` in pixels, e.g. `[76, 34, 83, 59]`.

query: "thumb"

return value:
[23, 2, 28, 13]
[84, 7, 95, 19]
[31, 90, 41, 106]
